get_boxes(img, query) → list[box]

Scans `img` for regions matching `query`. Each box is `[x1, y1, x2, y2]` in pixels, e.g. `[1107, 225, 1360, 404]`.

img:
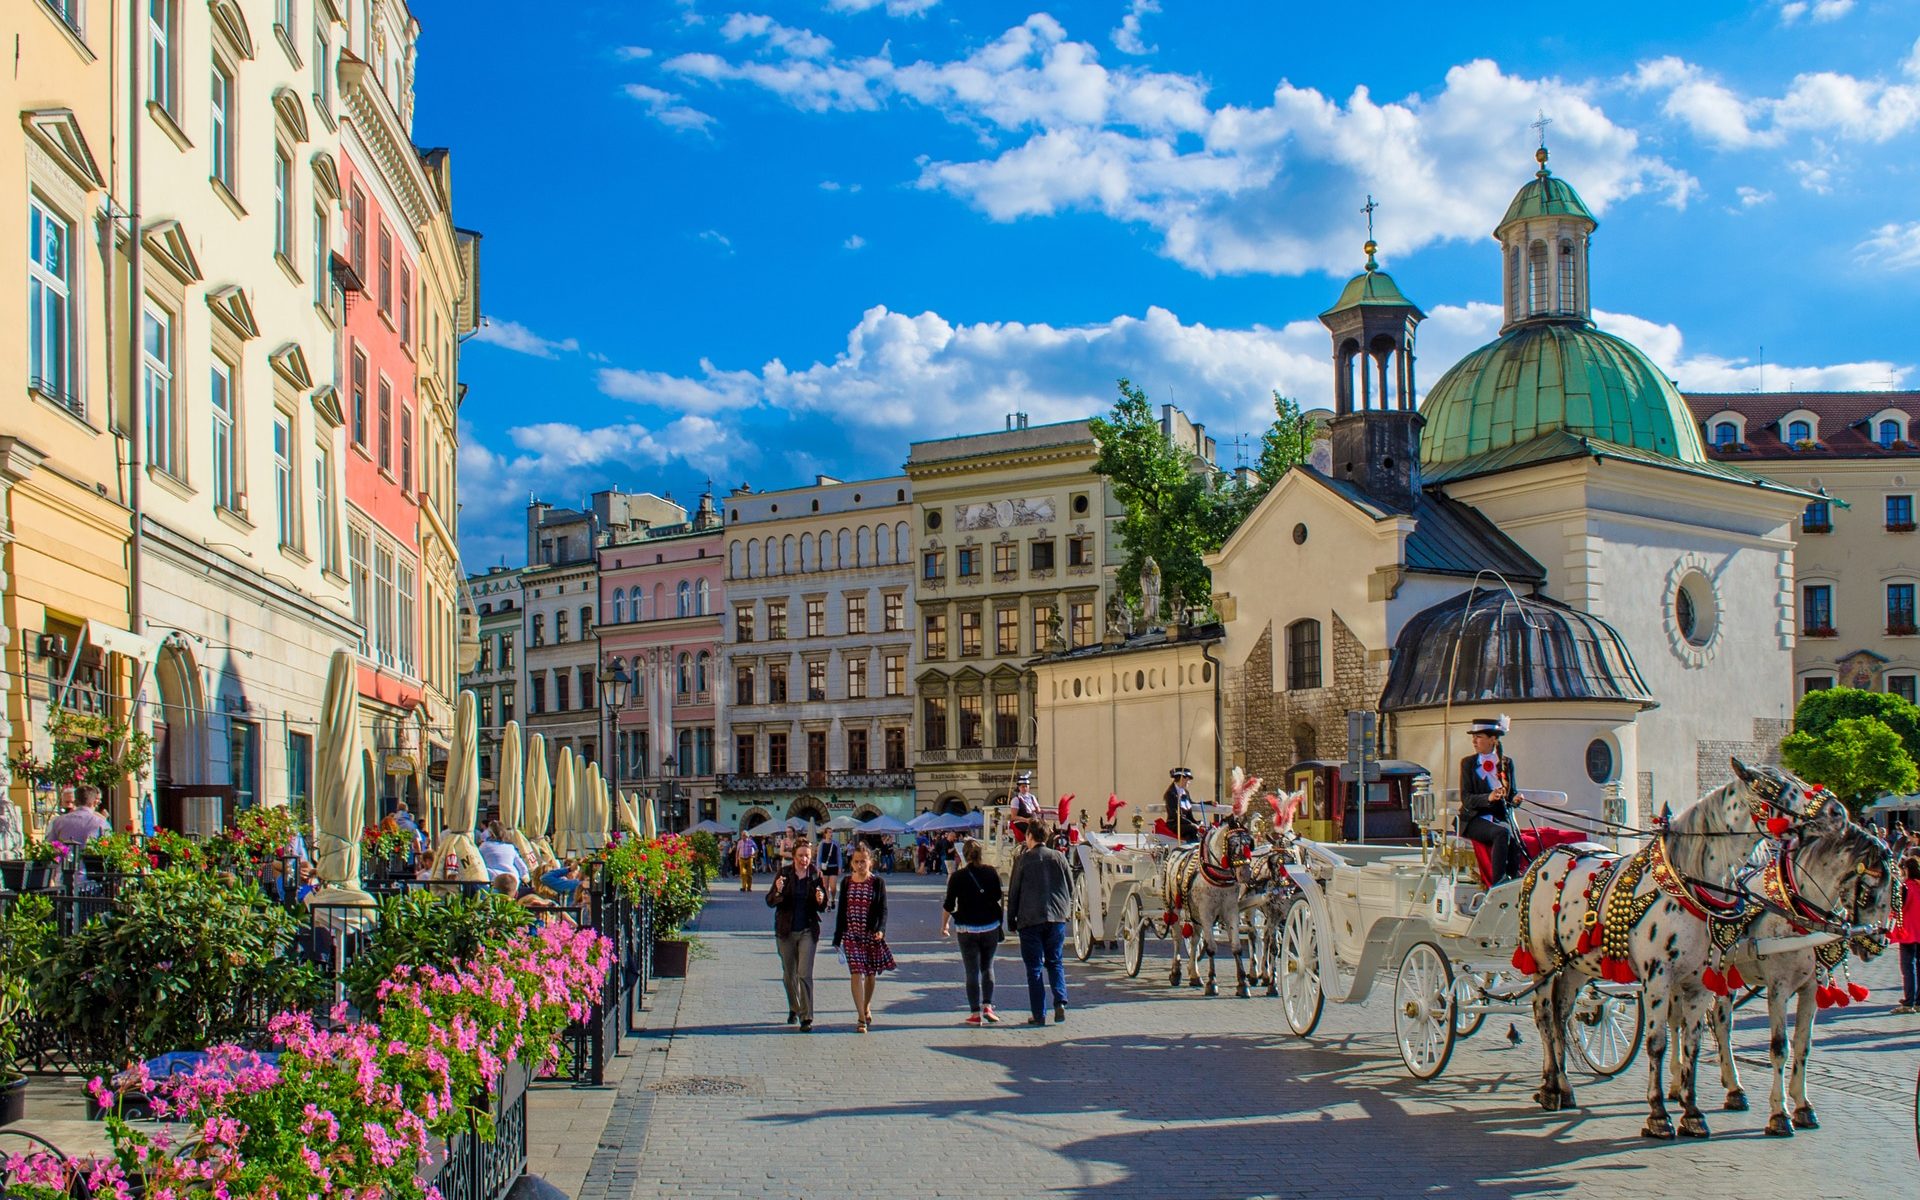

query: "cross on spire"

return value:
[1361, 194, 1378, 240]
[1531, 110, 1553, 148]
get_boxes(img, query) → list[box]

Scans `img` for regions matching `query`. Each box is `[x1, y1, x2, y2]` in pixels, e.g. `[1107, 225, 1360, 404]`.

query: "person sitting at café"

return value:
[478, 819, 530, 888]
[45, 786, 110, 849]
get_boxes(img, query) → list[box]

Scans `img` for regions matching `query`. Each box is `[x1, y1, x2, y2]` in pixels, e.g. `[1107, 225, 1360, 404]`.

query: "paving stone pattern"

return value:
[592, 874, 1919, 1200]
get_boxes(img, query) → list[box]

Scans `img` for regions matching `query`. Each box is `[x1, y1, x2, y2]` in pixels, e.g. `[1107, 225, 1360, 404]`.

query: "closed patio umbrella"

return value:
[616, 791, 642, 837]
[551, 748, 578, 858]
[496, 721, 538, 874]
[584, 763, 609, 850]
[430, 691, 489, 882]
[643, 793, 658, 840]
[308, 650, 373, 916]
[523, 733, 556, 871]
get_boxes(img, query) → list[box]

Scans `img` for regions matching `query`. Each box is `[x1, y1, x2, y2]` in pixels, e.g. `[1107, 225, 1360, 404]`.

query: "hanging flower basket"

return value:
[6, 709, 153, 794]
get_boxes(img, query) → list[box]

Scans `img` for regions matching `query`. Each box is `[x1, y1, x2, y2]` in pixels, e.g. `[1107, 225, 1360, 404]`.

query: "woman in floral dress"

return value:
[833, 843, 895, 1032]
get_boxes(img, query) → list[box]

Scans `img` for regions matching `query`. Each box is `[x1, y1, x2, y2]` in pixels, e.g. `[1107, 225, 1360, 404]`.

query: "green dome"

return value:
[1419, 323, 1706, 472]
[1321, 265, 1423, 319]
[1498, 168, 1595, 232]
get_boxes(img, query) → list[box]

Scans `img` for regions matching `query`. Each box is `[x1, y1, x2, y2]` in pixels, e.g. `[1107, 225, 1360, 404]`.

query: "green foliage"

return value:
[344, 888, 531, 1013]
[1781, 715, 1919, 813]
[0, 972, 25, 1082]
[0, 893, 54, 1081]
[686, 830, 722, 876]
[1790, 687, 1920, 760]
[1091, 381, 1317, 623]
[603, 834, 708, 937]
[37, 868, 320, 1065]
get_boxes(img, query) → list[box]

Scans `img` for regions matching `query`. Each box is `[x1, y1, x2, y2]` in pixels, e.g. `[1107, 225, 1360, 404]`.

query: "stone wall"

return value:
[1223, 614, 1386, 784]
[1692, 716, 1792, 804]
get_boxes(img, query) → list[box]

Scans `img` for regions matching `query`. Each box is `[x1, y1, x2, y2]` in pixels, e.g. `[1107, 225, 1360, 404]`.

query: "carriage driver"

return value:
[1165, 767, 1201, 842]
[1459, 715, 1526, 885]
[1009, 772, 1043, 842]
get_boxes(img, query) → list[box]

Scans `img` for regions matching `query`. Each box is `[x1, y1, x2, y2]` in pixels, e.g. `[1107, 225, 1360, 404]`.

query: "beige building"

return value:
[1687, 391, 1920, 701]
[2, 2, 141, 832]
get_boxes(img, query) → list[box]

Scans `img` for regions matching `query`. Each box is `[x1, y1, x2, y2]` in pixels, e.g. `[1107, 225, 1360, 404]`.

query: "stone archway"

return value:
[1292, 721, 1318, 764]
[740, 807, 771, 832]
[852, 804, 881, 821]
[788, 795, 828, 824]
[936, 793, 969, 816]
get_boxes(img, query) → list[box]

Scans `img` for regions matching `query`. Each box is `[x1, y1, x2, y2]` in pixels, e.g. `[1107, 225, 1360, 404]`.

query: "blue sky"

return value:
[410, 0, 1920, 567]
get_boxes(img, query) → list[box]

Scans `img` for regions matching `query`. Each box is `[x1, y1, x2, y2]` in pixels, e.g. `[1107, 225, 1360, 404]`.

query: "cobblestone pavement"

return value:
[614, 874, 1916, 1200]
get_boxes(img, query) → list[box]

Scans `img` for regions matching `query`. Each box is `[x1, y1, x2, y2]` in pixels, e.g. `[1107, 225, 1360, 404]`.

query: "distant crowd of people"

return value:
[719, 830, 971, 888]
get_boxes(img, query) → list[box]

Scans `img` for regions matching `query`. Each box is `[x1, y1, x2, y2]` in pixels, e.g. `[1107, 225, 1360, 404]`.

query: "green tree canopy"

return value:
[1789, 686, 1920, 761]
[1780, 715, 1918, 814]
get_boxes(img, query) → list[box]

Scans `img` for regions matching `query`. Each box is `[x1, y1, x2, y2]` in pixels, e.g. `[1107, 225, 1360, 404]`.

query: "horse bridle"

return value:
[1197, 826, 1254, 888]
[1735, 828, 1895, 942]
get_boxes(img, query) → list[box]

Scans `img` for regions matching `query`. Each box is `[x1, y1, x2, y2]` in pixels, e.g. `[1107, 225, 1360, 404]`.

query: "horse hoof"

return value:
[1641, 1118, 1675, 1140]
[1235, 986, 1250, 999]
[1188, 978, 1203, 990]
[1764, 1114, 1794, 1137]
[1559, 1088, 1577, 1110]
[1723, 1091, 1749, 1113]
[1792, 1106, 1819, 1130]
[1678, 1114, 1710, 1140]
[1265, 986, 1279, 998]
[1536, 1089, 1564, 1113]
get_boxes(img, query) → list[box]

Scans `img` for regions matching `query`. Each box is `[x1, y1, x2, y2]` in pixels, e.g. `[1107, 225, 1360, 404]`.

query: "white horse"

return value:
[1154, 771, 1262, 997]
[1517, 758, 1819, 1139]
[1240, 790, 1307, 996]
[1675, 810, 1896, 1137]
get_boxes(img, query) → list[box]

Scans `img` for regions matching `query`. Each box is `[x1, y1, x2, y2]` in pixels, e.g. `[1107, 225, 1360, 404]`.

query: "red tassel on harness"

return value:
[1815, 986, 1836, 1010]
[1511, 946, 1539, 975]
[1701, 966, 1728, 996]
[1765, 815, 1790, 837]
[1604, 957, 1637, 984]
[1180, 922, 1194, 939]
[1848, 981, 1871, 1002]
[1724, 964, 1746, 992]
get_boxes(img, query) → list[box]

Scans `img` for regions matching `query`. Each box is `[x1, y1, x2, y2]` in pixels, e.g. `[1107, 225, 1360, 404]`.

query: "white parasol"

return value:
[551, 748, 577, 859]
[430, 691, 489, 882]
[643, 792, 658, 840]
[616, 790, 642, 837]
[308, 650, 373, 914]
[522, 732, 556, 871]
[584, 762, 609, 850]
[496, 721, 538, 874]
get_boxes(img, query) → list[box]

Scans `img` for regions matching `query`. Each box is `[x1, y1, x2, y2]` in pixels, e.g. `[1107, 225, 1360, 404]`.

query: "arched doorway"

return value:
[740, 807, 771, 832]
[936, 793, 969, 816]
[788, 795, 828, 824]
[1292, 721, 1318, 764]
[153, 642, 207, 831]
[852, 804, 881, 821]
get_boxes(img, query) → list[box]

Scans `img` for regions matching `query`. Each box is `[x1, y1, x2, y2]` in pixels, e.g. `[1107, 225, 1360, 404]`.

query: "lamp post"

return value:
[659, 752, 679, 834]
[598, 656, 633, 821]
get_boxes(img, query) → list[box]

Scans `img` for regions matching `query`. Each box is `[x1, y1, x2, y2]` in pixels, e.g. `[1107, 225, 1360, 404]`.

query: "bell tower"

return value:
[1318, 207, 1425, 512]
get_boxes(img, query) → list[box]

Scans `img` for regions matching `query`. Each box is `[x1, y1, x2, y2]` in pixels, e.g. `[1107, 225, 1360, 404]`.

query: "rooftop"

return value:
[1686, 390, 1920, 462]
[907, 418, 1093, 467]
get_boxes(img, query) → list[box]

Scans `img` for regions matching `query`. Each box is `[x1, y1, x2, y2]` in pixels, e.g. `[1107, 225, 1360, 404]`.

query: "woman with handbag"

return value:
[767, 839, 829, 1031]
[833, 843, 895, 1032]
[941, 838, 1004, 1024]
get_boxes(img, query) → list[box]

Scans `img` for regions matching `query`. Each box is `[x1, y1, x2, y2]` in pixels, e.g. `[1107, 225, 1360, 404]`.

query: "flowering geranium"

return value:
[362, 820, 415, 861]
[602, 833, 709, 935]
[5, 709, 152, 794]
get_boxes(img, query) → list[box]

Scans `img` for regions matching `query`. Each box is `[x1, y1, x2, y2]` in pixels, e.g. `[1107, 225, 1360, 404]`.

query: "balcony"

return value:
[1801, 522, 1832, 534]
[718, 770, 914, 792]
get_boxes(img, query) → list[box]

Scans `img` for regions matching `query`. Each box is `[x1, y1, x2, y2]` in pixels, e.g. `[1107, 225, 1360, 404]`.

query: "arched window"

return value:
[857, 526, 872, 566]
[1557, 239, 1577, 312]
[760, 539, 772, 577]
[838, 529, 852, 568]
[695, 650, 710, 693]
[782, 535, 795, 574]
[613, 588, 627, 624]
[1880, 419, 1901, 449]
[1713, 422, 1738, 448]
[1505, 245, 1522, 318]
[676, 652, 691, 695]
[696, 578, 711, 615]
[896, 522, 910, 559]
[729, 541, 742, 578]
[676, 581, 691, 617]
[1527, 240, 1549, 314]
[800, 533, 814, 572]
[652, 583, 664, 619]
[1787, 419, 1812, 446]
[877, 523, 893, 564]
[1285, 619, 1322, 691]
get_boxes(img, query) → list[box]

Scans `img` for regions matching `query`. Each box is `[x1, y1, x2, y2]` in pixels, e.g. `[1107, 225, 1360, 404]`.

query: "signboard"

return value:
[1346, 710, 1378, 842]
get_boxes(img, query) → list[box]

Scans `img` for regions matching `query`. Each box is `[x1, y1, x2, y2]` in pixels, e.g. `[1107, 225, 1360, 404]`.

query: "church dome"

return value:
[1418, 322, 1708, 472]
[1497, 161, 1595, 233]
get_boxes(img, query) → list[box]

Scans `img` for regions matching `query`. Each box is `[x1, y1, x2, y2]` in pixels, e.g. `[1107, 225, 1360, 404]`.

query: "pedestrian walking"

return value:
[767, 838, 829, 1031]
[818, 835, 842, 909]
[942, 838, 1004, 1025]
[833, 843, 894, 1032]
[1006, 820, 1073, 1025]
[736, 834, 758, 892]
[1891, 856, 1920, 1013]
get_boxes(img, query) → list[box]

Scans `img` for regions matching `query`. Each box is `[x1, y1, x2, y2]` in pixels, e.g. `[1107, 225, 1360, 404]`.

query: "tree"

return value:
[1789, 686, 1920, 761]
[1257, 390, 1316, 486]
[1780, 715, 1918, 814]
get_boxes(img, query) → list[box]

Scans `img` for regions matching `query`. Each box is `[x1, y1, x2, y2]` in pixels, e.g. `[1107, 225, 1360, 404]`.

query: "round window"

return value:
[1673, 570, 1718, 647]
[1073, 495, 1090, 515]
[1585, 738, 1615, 784]
[1072, 678, 1082, 698]
[926, 511, 942, 531]
[1292, 523, 1309, 545]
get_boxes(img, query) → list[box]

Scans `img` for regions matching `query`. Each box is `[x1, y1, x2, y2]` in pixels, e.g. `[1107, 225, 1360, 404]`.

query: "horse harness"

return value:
[1166, 826, 1253, 910]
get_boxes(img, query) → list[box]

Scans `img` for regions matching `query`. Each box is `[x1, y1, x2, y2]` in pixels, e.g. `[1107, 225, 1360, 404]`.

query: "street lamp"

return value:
[599, 657, 633, 820]
[659, 752, 679, 834]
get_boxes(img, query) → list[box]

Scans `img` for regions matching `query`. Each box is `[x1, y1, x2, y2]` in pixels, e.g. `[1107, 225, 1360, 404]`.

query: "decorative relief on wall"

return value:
[955, 497, 1055, 531]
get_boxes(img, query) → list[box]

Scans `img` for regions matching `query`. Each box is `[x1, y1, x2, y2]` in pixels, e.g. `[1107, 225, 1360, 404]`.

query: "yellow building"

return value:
[2, 2, 141, 833]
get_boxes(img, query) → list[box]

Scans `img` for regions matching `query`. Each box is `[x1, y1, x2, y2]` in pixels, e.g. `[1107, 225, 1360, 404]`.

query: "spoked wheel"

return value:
[1071, 875, 1096, 962]
[1278, 900, 1323, 1036]
[1394, 941, 1457, 1080]
[1451, 972, 1488, 1039]
[1568, 981, 1645, 1079]
[1122, 893, 1146, 978]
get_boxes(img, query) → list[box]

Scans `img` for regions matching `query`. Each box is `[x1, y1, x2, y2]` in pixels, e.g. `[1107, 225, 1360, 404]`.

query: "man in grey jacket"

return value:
[1006, 821, 1074, 1025]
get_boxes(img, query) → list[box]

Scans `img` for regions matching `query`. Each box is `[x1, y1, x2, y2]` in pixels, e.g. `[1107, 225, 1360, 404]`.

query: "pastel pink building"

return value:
[597, 495, 724, 830]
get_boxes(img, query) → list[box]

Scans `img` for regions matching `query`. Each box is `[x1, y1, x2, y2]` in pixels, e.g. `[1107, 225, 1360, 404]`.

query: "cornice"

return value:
[337, 54, 432, 229]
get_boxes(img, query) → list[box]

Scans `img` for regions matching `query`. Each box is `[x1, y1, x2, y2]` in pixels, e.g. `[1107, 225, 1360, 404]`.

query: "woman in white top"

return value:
[477, 819, 530, 886]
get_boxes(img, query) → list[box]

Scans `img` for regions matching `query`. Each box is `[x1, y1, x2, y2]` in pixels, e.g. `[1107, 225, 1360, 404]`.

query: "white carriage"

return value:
[1273, 781, 1647, 1080]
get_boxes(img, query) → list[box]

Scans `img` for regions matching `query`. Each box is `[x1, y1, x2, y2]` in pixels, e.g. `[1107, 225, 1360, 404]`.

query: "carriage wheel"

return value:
[1567, 981, 1645, 1079]
[1071, 876, 1096, 962]
[1394, 941, 1457, 1080]
[1451, 972, 1488, 1039]
[1278, 900, 1323, 1037]
[1122, 893, 1146, 978]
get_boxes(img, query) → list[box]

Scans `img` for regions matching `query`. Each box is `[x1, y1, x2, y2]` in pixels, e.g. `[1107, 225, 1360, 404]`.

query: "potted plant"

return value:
[6, 709, 153, 797]
[362, 821, 415, 878]
[602, 833, 709, 977]
[2, 839, 66, 893]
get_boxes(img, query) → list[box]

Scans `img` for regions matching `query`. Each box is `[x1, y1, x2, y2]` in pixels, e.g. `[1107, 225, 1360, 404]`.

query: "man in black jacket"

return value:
[767, 838, 830, 1030]
[1458, 715, 1524, 885]
[1006, 821, 1074, 1025]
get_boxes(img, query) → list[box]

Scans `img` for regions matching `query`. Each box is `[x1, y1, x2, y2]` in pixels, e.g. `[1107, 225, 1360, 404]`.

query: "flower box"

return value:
[652, 938, 689, 977]
[1889, 522, 1916, 533]
[1801, 522, 1832, 534]
[1890, 624, 1918, 637]
[0, 860, 54, 893]
[1803, 626, 1838, 639]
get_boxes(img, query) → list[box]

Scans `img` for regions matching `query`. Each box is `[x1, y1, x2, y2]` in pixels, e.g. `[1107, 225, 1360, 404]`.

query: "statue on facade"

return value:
[1105, 591, 1134, 640]
[1140, 557, 1163, 630]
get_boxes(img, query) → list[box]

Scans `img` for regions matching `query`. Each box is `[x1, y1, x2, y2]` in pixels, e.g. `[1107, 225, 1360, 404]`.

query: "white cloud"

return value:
[1592, 308, 1905, 392]
[698, 229, 734, 251]
[670, 15, 1691, 276]
[623, 83, 717, 135]
[1111, 0, 1158, 56]
[472, 318, 580, 359]
[599, 358, 763, 412]
[818, 179, 862, 192]
[1628, 40, 1920, 150]
[844, 233, 867, 249]
[720, 13, 834, 59]
[1855, 221, 1920, 270]
[1735, 185, 1773, 206]
[827, 0, 940, 15]
[615, 46, 654, 61]
[1780, 0, 1853, 24]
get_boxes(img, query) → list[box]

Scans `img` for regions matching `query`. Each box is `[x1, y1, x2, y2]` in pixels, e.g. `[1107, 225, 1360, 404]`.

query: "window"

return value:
[1557, 239, 1577, 311]
[768, 731, 789, 774]
[377, 223, 392, 314]
[848, 657, 868, 698]
[477, 637, 492, 672]
[148, 0, 175, 110]
[957, 546, 981, 579]
[312, 22, 329, 111]
[768, 661, 788, 702]
[555, 671, 570, 712]
[531, 614, 544, 647]
[996, 608, 1019, 655]
[1803, 500, 1831, 533]
[501, 688, 515, 723]
[348, 527, 370, 654]
[479, 692, 493, 728]
[922, 550, 945, 581]
[1891, 495, 1915, 531]
[500, 632, 513, 668]
[1890, 584, 1916, 634]
[555, 609, 569, 643]
[767, 601, 788, 640]
[398, 263, 412, 347]
[847, 728, 869, 773]
[348, 186, 367, 280]
[1527, 239, 1549, 313]
[1712, 422, 1737, 448]
[993, 542, 1016, 574]
[924, 612, 948, 659]
[959, 694, 984, 749]
[210, 60, 236, 190]
[350, 347, 368, 446]
[312, 204, 330, 307]
[735, 665, 754, 705]
[806, 598, 825, 637]
[273, 148, 293, 259]
[373, 544, 395, 666]
[210, 363, 238, 512]
[735, 732, 756, 775]
[530, 675, 545, 714]
[1787, 419, 1812, 445]
[923, 696, 948, 751]
[398, 404, 413, 492]
[1069, 601, 1093, 648]
[884, 655, 904, 697]
[735, 606, 755, 642]
[1033, 603, 1056, 651]
[276, 0, 295, 34]
[959, 610, 982, 655]
[579, 666, 594, 705]
[229, 719, 258, 810]
[1068, 535, 1094, 567]
[1802, 675, 1834, 697]
[313, 446, 333, 568]
[579, 605, 592, 637]
[44, 0, 84, 34]
[287, 730, 312, 809]
[1882, 419, 1902, 449]
[696, 651, 710, 694]
[1893, 675, 1919, 704]
[396, 563, 416, 675]
[142, 305, 176, 475]
[995, 693, 1019, 748]
[273, 412, 295, 547]
[807, 730, 827, 771]
[1803, 584, 1833, 634]
[676, 580, 692, 618]
[377, 379, 392, 472]
[884, 593, 904, 632]
[612, 589, 627, 624]
[1030, 539, 1055, 572]
[885, 727, 906, 770]
[846, 594, 867, 634]
[1286, 619, 1322, 690]
[28, 197, 78, 411]
[807, 660, 827, 701]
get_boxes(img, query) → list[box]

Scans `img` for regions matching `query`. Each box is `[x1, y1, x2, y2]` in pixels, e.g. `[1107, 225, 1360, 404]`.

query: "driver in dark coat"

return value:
[1458, 715, 1525, 885]
[1164, 767, 1200, 842]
